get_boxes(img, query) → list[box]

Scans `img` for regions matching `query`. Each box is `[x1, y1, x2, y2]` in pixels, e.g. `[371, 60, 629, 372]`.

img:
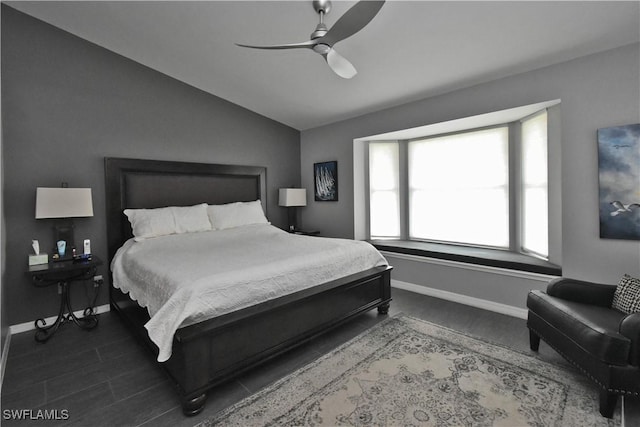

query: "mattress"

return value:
[111, 224, 388, 361]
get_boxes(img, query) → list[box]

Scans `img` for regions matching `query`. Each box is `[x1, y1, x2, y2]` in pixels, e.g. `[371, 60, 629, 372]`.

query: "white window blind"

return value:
[369, 142, 400, 239]
[408, 127, 510, 247]
[521, 111, 549, 257]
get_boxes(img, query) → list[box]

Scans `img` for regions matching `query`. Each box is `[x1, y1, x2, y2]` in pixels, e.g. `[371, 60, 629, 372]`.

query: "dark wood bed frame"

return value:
[104, 157, 392, 416]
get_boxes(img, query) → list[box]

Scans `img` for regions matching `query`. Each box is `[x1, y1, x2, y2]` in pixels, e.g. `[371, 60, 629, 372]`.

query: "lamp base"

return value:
[287, 207, 298, 232]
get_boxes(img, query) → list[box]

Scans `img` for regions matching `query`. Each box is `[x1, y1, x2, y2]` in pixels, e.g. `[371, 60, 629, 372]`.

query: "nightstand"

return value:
[292, 230, 320, 236]
[27, 255, 103, 342]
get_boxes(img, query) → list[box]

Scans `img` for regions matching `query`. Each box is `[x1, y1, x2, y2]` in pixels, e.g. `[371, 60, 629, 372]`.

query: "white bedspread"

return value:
[111, 224, 388, 362]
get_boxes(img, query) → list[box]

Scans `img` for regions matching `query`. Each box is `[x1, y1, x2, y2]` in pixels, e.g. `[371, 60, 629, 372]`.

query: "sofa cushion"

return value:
[528, 290, 630, 365]
[612, 274, 640, 314]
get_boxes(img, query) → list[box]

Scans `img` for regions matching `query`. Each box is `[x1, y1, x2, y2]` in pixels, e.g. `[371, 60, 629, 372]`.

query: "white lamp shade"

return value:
[35, 187, 94, 219]
[279, 188, 307, 207]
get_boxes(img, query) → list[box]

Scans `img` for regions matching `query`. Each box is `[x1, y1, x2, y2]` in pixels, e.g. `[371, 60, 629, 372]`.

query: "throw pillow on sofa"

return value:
[612, 274, 640, 314]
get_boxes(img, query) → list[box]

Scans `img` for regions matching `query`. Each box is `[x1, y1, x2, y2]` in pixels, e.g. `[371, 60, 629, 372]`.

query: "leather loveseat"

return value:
[527, 277, 640, 418]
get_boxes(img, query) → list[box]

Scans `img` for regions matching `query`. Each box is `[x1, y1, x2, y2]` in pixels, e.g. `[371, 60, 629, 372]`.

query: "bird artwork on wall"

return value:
[597, 123, 640, 240]
[610, 201, 640, 217]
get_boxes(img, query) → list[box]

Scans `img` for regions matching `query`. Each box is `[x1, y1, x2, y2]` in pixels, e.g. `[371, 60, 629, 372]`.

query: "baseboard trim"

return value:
[0, 331, 11, 395]
[392, 279, 528, 320]
[9, 304, 111, 335]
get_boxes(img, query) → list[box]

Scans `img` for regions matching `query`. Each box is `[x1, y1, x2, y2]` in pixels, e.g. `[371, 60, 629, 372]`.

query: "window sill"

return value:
[370, 240, 561, 276]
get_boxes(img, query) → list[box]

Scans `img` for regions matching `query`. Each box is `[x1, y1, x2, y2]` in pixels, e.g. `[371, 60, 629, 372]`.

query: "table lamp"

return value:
[279, 188, 306, 232]
[35, 187, 93, 258]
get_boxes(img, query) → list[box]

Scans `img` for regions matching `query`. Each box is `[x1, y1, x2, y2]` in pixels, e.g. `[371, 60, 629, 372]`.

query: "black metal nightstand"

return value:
[27, 255, 103, 342]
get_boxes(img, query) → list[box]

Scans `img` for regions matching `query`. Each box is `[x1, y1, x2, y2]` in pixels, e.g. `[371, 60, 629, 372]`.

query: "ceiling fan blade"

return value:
[235, 40, 315, 50]
[321, 0, 385, 46]
[325, 48, 357, 79]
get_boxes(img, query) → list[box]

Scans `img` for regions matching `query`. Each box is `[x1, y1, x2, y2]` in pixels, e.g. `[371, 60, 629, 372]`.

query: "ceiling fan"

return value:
[236, 0, 385, 79]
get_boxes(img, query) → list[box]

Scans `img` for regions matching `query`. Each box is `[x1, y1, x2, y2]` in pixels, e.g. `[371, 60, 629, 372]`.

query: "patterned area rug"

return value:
[200, 316, 619, 426]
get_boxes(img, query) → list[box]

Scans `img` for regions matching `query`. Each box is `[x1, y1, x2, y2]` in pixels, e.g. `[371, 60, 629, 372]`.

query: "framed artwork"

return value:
[597, 123, 640, 240]
[314, 161, 338, 201]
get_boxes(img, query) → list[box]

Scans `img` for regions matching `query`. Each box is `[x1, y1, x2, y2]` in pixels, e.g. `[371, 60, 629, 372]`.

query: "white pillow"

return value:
[207, 200, 269, 230]
[172, 204, 212, 234]
[124, 203, 211, 241]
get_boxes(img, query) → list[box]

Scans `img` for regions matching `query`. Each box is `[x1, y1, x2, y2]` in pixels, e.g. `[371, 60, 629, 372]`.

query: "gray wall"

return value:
[1, 6, 300, 325]
[301, 42, 640, 309]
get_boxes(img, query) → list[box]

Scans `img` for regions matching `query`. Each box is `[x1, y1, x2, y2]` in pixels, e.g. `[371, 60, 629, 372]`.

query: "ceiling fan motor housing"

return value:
[311, 23, 328, 41]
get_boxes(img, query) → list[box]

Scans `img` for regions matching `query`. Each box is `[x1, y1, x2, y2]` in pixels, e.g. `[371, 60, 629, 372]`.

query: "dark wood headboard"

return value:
[104, 157, 266, 261]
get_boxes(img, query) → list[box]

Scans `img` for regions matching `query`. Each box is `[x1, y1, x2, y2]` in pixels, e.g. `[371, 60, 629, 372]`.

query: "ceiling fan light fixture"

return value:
[313, 43, 331, 55]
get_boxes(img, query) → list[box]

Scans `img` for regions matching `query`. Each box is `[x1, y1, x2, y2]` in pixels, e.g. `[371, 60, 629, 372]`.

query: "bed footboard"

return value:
[110, 265, 392, 415]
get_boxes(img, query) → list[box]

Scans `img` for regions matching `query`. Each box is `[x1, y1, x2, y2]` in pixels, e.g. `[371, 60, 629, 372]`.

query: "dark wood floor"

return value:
[2, 288, 637, 426]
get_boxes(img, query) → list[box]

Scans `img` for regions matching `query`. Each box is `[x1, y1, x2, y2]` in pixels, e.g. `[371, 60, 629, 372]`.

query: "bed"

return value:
[104, 157, 392, 415]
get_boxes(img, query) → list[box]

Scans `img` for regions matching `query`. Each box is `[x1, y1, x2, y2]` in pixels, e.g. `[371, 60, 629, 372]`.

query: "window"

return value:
[368, 108, 550, 258]
[408, 127, 509, 247]
[521, 111, 549, 257]
[369, 142, 400, 238]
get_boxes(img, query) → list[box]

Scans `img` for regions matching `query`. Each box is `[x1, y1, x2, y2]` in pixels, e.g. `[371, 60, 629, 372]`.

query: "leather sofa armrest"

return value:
[620, 312, 640, 366]
[546, 277, 616, 307]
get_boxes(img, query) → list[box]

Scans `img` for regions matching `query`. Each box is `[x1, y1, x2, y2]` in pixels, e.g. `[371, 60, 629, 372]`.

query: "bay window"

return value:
[368, 108, 551, 260]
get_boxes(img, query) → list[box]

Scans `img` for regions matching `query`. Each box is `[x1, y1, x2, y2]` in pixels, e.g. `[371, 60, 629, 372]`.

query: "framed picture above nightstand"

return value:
[314, 161, 338, 201]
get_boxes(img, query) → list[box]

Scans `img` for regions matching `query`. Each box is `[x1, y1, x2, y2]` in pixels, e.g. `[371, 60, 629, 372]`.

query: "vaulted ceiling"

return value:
[7, 1, 640, 130]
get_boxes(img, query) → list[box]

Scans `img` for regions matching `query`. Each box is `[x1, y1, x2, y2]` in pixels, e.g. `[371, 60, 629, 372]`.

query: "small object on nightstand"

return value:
[28, 239, 48, 265]
[56, 240, 66, 257]
[73, 253, 92, 262]
[28, 254, 48, 266]
[293, 230, 320, 236]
